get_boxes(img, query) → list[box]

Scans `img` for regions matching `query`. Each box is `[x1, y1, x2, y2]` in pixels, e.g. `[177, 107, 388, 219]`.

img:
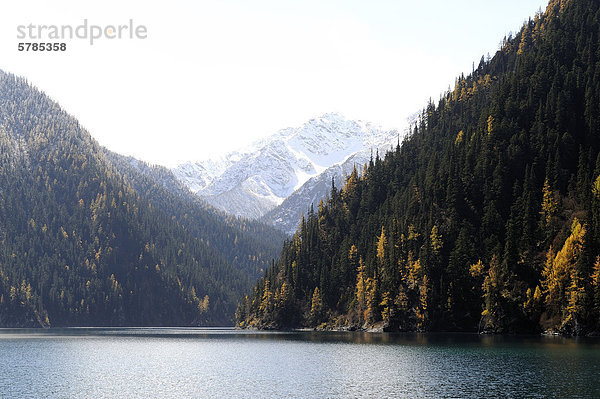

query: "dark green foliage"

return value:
[0, 71, 285, 327]
[239, 0, 600, 334]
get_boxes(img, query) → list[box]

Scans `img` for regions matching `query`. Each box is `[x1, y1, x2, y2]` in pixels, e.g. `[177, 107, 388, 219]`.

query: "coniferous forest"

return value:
[238, 0, 600, 335]
[0, 70, 285, 327]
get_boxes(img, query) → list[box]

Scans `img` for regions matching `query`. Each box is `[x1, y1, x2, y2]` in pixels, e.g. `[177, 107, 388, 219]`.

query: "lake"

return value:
[0, 328, 599, 398]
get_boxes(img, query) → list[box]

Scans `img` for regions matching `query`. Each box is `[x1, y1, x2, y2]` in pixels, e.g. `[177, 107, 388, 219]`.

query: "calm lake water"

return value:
[0, 328, 599, 398]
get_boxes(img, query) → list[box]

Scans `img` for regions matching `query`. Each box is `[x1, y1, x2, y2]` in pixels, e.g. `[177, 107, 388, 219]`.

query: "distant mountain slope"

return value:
[105, 151, 286, 280]
[0, 70, 284, 327]
[238, 0, 600, 335]
[173, 114, 398, 224]
[262, 149, 393, 235]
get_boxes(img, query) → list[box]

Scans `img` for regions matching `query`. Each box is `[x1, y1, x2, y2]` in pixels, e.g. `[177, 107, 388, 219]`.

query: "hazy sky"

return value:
[1, 0, 548, 166]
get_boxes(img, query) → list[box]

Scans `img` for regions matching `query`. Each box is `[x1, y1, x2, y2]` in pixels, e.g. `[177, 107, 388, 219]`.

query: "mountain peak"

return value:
[173, 114, 399, 223]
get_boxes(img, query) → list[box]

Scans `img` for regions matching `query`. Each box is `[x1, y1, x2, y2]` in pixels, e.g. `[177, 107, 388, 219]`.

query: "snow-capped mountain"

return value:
[261, 150, 375, 235]
[173, 113, 399, 228]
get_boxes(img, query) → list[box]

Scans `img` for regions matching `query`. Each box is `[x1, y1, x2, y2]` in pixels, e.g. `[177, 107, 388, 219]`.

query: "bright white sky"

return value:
[1, 0, 548, 167]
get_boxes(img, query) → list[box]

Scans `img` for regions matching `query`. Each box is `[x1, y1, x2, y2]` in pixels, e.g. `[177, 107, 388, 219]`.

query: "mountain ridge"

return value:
[173, 113, 400, 227]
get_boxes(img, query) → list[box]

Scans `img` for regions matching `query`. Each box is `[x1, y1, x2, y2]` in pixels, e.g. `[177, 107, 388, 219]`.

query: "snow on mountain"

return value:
[173, 113, 399, 225]
[173, 153, 240, 194]
[261, 145, 402, 235]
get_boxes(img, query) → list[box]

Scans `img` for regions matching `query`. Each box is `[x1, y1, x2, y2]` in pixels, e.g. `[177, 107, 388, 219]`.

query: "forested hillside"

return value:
[0, 70, 285, 327]
[105, 151, 285, 283]
[238, 0, 600, 335]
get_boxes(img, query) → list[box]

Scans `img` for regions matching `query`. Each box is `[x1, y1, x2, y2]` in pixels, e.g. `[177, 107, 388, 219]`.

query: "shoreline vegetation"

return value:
[3, 323, 599, 339]
[238, 324, 600, 338]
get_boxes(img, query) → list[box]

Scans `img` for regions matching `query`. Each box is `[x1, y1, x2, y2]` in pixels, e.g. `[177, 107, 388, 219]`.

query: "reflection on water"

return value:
[0, 328, 598, 398]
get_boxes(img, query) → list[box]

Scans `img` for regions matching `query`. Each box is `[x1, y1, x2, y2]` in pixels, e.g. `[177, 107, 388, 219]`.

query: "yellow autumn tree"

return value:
[517, 23, 532, 55]
[310, 287, 324, 324]
[430, 225, 443, 254]
[470, 260, 485, 279]
[524, 285, 543, 316]
[482, 255, 504, 327]
[540, 178, 558, 228]
[342, 167, 359, 202]
[200, 295, 210, 313]
[407, 224, 420, 241]
[365, 275, 378, 324]
[376, 226, 387, 266]
[380, 291, 392, 324]
[394, 286, 409, 317]
[355, 257, 367, 323]
[278, 281, 290, 309]
[565, 266, 585, 328]
[455, 130, 464, 145]
[406, 256, 422, 290]
[541, 218, 586, 328]
[541, 247, 558, 311]
[593, 175, 600, 199]
[487, 115, 495, 135]
[259, 279, 274, 315]
[416, 275, 430, 330]
[591, 256, 600, 321]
